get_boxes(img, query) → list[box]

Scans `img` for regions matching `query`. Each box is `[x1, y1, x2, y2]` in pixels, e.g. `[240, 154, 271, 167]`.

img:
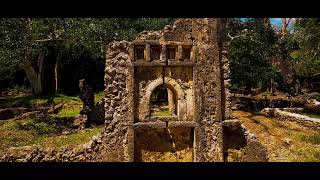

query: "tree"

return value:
[0, 18, 174, 94]
[0, 18, 70, 94]
[226, 18, 278, 92]
[268, 18, 299, 91]
[291, 18, 320, 78]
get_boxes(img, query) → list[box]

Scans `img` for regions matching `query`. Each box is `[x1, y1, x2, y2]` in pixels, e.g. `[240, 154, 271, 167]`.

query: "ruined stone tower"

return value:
[103, 18, 229, 162]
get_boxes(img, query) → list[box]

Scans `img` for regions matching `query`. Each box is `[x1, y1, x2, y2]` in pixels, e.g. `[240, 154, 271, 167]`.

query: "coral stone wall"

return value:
[102, 18, 227, 162]
[101, 41, 134, 161]
[191, 19, 224, 162]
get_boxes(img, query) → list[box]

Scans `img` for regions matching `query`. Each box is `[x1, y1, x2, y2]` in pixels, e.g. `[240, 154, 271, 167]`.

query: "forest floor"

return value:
[233, 110, 320, 162]
[1, 90, 320, 161]
[0, 92, 104, 154]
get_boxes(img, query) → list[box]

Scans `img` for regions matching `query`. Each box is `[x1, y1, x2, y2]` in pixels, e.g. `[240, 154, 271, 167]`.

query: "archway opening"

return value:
[150, 84, 177, 116]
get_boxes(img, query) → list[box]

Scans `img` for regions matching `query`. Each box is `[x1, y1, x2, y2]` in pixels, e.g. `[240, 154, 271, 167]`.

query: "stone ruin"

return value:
[0, 18, 267, 162]
[102, 18, 266, 162]
[73, 79, 106, 129]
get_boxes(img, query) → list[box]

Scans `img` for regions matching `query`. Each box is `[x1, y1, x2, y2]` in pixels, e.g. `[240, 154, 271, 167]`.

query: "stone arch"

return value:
[149, 84, 177, 116]
[140, 77, 187, 120]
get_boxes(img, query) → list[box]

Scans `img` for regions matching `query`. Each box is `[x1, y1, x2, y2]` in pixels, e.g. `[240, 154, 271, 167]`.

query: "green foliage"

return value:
[227, 18, 278, 90]
[303, 113, 320, 119]
[0, 18, 174, 91]
[292, 18, 320, 77]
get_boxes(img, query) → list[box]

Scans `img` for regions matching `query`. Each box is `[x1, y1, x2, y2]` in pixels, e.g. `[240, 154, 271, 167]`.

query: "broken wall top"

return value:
[135, 18, 193, 43]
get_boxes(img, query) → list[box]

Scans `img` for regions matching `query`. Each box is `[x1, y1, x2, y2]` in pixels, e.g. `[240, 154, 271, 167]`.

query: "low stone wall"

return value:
[0, 108, 51, 120]
[0, 134, 103, 162]
[277, 108, 304, 114]
[231, 94, 306, 112]
[0, 104, 63, 120]
[261, 108, 320, 131]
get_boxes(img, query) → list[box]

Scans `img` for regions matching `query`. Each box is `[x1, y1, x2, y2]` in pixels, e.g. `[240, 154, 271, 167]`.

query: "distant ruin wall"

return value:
[262, 108, 320, 131]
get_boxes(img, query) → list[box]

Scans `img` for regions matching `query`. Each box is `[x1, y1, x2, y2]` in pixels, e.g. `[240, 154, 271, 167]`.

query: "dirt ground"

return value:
[233, 110, 320, 162]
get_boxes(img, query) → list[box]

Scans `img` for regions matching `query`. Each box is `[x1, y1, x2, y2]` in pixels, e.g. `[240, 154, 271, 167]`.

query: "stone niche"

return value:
[103, 18, 228, 162]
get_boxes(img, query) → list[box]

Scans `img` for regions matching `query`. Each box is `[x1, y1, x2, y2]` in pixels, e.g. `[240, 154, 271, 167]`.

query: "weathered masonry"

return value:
[103, 18, 230, 162]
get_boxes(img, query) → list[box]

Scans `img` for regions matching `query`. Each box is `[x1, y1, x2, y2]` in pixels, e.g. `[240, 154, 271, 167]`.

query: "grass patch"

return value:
[94, 91, 104, 104]
[0, 118, 39, 151]
[34, 126, 103, 148]
[0, 93, 79, 109]
[51, 91, 104, 118]
[0, 92, 105, 153]
[300, 133, 320, 145]
[152, 107, 172, 116]
[0, 116, 103, 152]
[233, 110, 320, 162]
[292, 148, 320, 162]
[0, 92, 104, 118]
[259, 91, 273, 96]
[303, 113, 320, 119]
[15, 119, 60, 135]
[51, 102, 82, 118]
[1, 91, 103, 110]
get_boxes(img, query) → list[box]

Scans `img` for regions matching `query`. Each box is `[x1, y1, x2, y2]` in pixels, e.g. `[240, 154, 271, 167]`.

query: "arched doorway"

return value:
[138, 77, 188, 121]
[150, 84, 178, 117]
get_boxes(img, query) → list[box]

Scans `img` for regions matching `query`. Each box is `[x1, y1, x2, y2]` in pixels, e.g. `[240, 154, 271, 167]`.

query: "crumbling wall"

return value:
[72, 79, 105, 129]
[222, 119, 268, 162]
[0, 134, 103, 162]
[192, 18, 224, 162]
[98, 41, 134, 161]
[222, 46, 232, 119]
[101, 18, 227, 162]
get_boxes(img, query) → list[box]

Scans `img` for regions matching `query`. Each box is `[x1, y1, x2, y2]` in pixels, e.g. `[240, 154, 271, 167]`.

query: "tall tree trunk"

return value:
[54, 58, 60, 93]
[23, 52, 44, 95]
[54, 45, 62, 93]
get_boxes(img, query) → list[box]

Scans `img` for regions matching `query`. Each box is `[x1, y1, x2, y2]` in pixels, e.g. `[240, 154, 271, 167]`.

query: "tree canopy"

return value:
[291, 18, 320, 78]
[226, 18, 278, 90]
[1, 18, 320, 94]
[0, 18, 174, 81]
